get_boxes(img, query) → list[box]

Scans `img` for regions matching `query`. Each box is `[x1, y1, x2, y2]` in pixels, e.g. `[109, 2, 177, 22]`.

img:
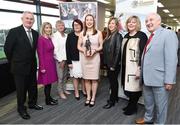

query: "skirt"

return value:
[69, 61, 83, 78]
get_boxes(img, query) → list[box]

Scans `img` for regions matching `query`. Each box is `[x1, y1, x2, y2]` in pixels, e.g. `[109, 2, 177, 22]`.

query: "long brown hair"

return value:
[83, 14, 97, 36]
[105, 17, 119, 39]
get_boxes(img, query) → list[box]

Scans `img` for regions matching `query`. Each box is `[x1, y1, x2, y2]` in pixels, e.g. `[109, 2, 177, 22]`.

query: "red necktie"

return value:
[144, 33, 154, 53]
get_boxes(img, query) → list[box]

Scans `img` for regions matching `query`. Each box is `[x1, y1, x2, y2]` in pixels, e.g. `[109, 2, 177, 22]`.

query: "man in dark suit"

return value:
[4, 11, 43, 120]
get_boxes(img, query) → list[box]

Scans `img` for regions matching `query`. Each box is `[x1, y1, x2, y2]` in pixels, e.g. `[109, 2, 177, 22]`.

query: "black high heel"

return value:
[75, 96, 80, 100]
[84, 100, 90, 106]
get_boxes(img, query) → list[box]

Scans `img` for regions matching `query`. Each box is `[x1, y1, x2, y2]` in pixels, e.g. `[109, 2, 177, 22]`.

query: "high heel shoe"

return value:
[84, 100, 90, 106]
[75, 96, 80, 100]
[89, 100, 95, 107]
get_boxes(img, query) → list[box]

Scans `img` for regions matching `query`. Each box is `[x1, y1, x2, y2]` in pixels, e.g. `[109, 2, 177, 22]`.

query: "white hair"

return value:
[147, 13, 161, 22]
[22, 11, 34, 18]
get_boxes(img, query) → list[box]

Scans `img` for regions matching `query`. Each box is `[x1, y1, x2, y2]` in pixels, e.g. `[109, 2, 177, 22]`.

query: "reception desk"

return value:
[0, 59, 15, 98]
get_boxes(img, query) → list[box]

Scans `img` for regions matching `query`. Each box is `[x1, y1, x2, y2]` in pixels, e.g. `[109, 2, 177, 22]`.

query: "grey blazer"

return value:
[141, 27, 178, 87]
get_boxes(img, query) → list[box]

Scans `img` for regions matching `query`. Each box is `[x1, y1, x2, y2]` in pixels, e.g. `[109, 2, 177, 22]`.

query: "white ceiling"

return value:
[90, 0, 180, 27]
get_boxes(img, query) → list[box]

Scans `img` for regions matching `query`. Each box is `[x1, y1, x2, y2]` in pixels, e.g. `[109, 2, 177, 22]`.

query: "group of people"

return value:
[4, 10, 179, 124]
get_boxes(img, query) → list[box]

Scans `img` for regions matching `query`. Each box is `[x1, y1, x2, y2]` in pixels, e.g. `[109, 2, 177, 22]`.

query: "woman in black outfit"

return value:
[121, 15, 147, 115]
[66, 19, 86, 100]
[103, 17, 123, 109]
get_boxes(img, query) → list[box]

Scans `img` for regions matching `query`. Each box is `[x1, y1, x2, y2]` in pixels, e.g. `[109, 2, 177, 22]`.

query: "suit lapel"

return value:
[146, 27, 163, 53]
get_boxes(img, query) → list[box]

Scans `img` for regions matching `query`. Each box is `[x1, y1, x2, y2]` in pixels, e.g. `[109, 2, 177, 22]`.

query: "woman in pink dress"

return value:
[37, 22, 58, 105]
[78, 14, 103, 107]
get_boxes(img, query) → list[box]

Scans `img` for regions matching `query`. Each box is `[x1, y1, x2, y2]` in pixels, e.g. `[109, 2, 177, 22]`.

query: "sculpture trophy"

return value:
[85, 35, 91, 56]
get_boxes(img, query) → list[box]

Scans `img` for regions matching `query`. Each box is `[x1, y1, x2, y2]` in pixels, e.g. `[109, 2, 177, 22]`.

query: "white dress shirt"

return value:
[52, 31, 67, 62]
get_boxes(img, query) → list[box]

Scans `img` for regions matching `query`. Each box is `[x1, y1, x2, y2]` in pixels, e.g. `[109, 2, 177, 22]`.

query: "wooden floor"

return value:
[0, 68, 180, 124]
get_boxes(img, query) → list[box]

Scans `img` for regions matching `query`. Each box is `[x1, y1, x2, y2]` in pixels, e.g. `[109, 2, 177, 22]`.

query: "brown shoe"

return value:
[135, 118, 153, 124]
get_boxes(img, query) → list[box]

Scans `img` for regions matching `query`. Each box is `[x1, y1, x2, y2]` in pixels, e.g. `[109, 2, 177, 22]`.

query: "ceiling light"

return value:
[168, 14, 174, 17]
[162, 9, 170, 13]
[157, 2, 164, 7]
[97, 0, 110, 4]
[173, 18, 177, 21]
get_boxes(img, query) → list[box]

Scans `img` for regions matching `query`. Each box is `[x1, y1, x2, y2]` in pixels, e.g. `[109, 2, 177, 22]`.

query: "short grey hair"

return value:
[22, 11, 34, 18]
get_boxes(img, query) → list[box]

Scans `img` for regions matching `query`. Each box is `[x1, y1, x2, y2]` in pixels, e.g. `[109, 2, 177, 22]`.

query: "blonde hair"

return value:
[40, 22, 52, 35]
[55, 20, 65, 27]
[125, 15, 141, 32]
[106, 17, 119, 39]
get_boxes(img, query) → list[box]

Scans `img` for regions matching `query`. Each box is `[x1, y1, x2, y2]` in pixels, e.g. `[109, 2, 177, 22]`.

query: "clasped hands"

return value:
[83, 49, 96, 57]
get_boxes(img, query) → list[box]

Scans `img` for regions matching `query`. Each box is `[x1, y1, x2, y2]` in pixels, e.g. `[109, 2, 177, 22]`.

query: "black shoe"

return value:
[50, 98, 58, 103]
[103, 102, 115, 109]
[123, 107, 137, 115]
[46, 100, 58, 105]
[29, 104, 43, 110]
[18, 111, 30, 120]
[75, 96, 80, 100]
[89, 100, 95, 107]
[122, 104, 129, 111]
[84, 100, 90, 106]
[82, 92, 87, 97]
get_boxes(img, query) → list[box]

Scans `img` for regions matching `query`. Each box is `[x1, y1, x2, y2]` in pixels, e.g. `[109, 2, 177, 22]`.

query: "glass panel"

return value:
[41, 16, 60, 32]
[0, 12, 38, 59]
[41, 6, 60, 16]
[0, 0, 36, 12]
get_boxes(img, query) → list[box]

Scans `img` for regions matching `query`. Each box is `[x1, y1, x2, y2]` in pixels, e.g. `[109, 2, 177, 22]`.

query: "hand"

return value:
[86, 50, 91, 57]
[68, 64, 73, 68]
[90, 49, 97, 56]
[41, 69, 46, 73]
[165, 84, 173, 91]
[135, 66, 141, 80]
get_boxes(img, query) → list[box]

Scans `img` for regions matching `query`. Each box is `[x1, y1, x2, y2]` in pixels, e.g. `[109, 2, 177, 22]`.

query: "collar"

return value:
[23, 25, 31, 32]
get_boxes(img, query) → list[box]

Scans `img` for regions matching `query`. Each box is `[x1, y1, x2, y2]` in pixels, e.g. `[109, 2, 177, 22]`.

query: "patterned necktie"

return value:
[27, 29, 33, 47]
[144, 33, 154, 53]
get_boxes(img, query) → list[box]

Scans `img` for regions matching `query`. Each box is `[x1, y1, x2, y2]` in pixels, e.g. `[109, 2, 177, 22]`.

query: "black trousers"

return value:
[107, 65, 120, 103]
[14, 73, 37, 112]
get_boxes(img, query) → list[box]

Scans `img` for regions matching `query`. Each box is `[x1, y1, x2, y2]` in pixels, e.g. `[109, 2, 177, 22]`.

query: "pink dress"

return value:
[80, 32, 100, 80]
[37, 36, 58, 85]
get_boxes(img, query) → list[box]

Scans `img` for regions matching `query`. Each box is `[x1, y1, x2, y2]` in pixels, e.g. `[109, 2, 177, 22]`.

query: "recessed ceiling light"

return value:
[168, 14, 174, 17]
[97, 0, 110, 4]
[163, 9, 170, 13]
[157, 2, 164, 7]
[173, 18, 177, 21]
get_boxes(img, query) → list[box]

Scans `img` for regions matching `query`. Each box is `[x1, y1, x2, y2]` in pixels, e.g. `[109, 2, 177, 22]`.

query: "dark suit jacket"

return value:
[4, 25, 38, 76]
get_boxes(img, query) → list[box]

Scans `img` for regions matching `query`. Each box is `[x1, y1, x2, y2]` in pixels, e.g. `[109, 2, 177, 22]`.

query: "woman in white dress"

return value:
[66, 19, 86, 100]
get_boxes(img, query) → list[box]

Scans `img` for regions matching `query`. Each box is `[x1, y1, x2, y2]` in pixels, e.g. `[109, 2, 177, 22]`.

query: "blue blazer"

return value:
[141, 27, 178, 86]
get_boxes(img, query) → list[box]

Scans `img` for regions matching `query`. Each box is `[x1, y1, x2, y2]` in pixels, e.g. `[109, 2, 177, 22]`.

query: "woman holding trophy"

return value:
[78, 14, 103, 107]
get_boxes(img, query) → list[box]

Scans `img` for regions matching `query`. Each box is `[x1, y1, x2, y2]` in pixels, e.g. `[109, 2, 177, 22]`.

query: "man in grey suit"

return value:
[136, 13, 178, 124]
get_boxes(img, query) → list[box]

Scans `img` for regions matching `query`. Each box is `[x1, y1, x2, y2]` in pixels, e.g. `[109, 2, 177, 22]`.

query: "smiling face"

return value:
[73, 22, 82, 33]
[85, 15, 94, 29]
[21, 12, 34, 29]
[108, 19, 118, 33]
[56, 22, 65, 33]
[127, 18, 137, 33]
[145, 13, 161, 33]
[44, 24, 52, 36]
